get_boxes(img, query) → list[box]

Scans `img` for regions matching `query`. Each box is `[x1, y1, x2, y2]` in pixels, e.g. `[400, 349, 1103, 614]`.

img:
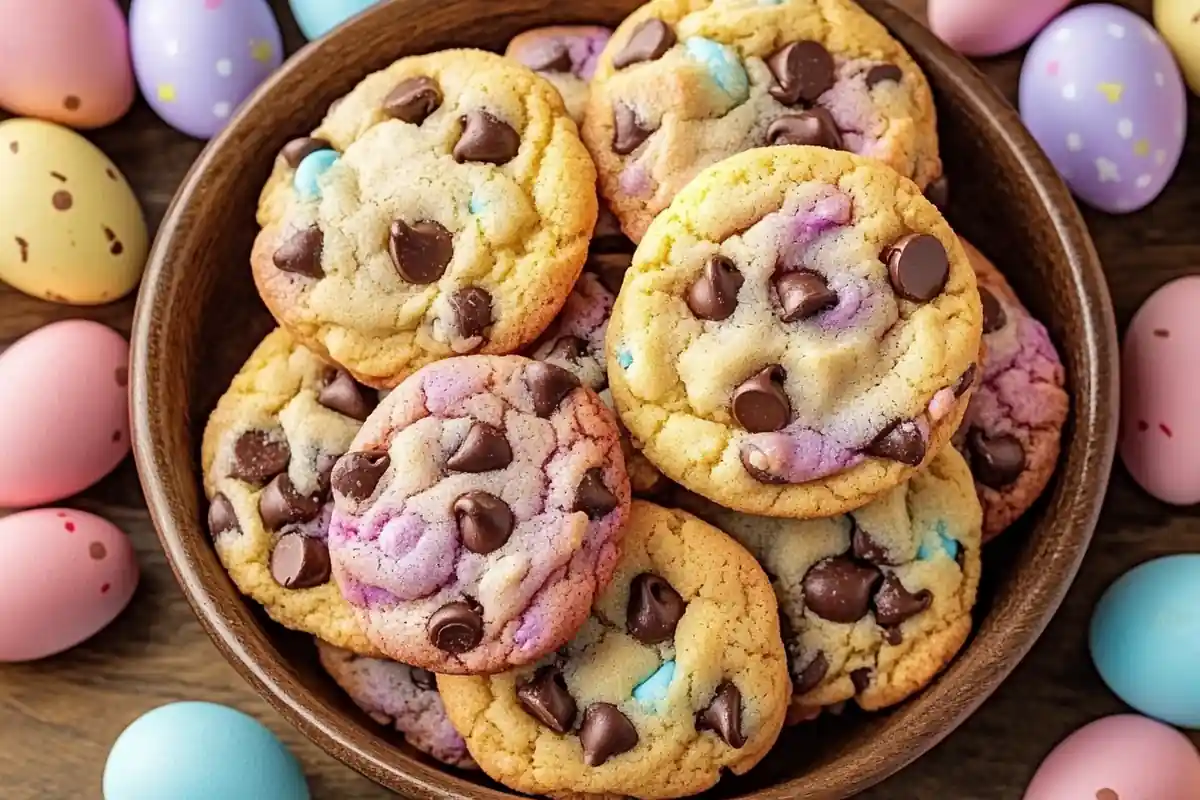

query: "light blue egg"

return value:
[917, 520, 959, 562]
[684, 38, 750, 104]
[293, 149, 338, 200]
[617, 348, 634, 369]
[632, 660, 676, 708]
[288, 0, 382, 41]
[103, 702, 310, 800]
[1089, 555, 1200, 729]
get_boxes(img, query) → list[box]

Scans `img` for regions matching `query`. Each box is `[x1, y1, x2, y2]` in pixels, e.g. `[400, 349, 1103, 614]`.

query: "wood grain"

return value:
[0, 1, 1194, 799]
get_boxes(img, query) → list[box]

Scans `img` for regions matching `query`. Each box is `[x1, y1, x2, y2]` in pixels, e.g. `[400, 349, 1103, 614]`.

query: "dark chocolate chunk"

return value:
[864, 419, 927, 466]
[579, 703, 638, 766]
[802, 556, 881, 623]
[208, 493, 239, 538]
[767, 109, 844, 150]
[776, 270, 837, 322]
[850, 667, 872, 693]
[270, 532, 331, 589]
[794, 651, 829, 694]
[453, 491, 514, 554]
[428, 601, 484, 653]
[953, 363, 978, 397]
[967, 429, 1026, 488]
[732, 366, 791, 433]
[384, 76, 443, 124]
[627, 573, 686, 644]
[454, 110, 520, 165]
[575, 468, 619, 519]
[230, 429, 290, 485]
[613, 102, 654, 155]
[686, 255, 744, 321]
[883, 233, 950, 302]
[526, 362, 581, 418]
[851, 523, 898, 566]
[259, 474, 324, 531]
[612, 19, 676, 69]
[865, 63, 903, 88]
[516, 666, 577, 733]
[872, 574, 933, 627]
[318, 369, 376, 421]
[767, 41, 835, 105]
[281, 137, 332, 167]
[273, 227, 324, 278]
[447, 423, 512, 473]
[448, 287, 493, 341]
[980, 286, 1008, 333]
[331, 451, 391, 503]
[389, 219, 454, 284]
[696, 681, 745, 748]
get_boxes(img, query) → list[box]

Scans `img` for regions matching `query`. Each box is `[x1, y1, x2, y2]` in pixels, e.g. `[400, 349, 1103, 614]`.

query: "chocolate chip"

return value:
[775, 270, 837, 322]
[686, 255, 744, 321]
[574, 467, 618, 519]
[579, 703, 638, 766]
[697, 682, 745, 748]
[428, 601, 483, 653]
[925, 175, 950, 210]
[526, 362, 581, 417]
[864, 419, 927, 466]
[851, 523, 898, 566]
[613, 103, 654, 155]
[525, 41, 572, 73]
[52, 190, 73, 210]
[883, 233, 950, 302]
[389, 219, 453, 284]
[980, 286, 1008, 333]
[802, 556, 881, 623]
[447, 423, 512, 473]
[865, 63, 903, 88]
[795, 652, 829, 694]
[449, 287, 493, 341]
[883, 626, 904, 646]
[589, 253, 631, 294]
[516, 666, 577, 733]
[318, 369, 376, 421]
[269, 532, 331, 589]
[953, 363, 978, 397]
[454, 110, 520, 165]
[411, 668, 436, 691]
[273, 227, 324, 278]
[230, 430, 290, 485]
[547, 336, 587, 362]
[627, 573, 686, 644]
[732, 366, 791, 433]
[281, 137, 332, 167]
[383, 76, 443, 124]
[873, 574, 933, 626]
[316, 452, 341, 491]
[259, 474, 324, 531]
[967, 429, 1026, 488]
[850, 667, 872, 693]
[767, 109, 844, 150]
[332, 451, 391, 503]
[767, 41, 835, 106]
[612, 19, 676, 69]
[453, 491, 514, 554]
[208, 493, 239, 538]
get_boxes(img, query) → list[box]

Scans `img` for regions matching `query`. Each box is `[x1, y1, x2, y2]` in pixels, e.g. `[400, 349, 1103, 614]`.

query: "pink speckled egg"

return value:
[0, 0, 135, 129]
[1024, 714, 1200, 799]
[929, 0, 1071, 57]
[0, 509, 138, 662]
[1120, 276, 1200, 505]
[0, 320, 130, 508]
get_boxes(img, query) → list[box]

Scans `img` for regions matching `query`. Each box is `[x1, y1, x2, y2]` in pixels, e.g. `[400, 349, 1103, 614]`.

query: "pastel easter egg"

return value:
[928, 0, 1072, 57]
[104, 702, 310, 800]
[288, 0, 383, 41]
[129, 0, 283, 140]
[0, 320, 130, 508]
[1090, 555, 1200, 728]
[1024, 715, 1200, 799]
[1119, 276, 1200, 504]
[0, 0, 134, 128]
[0, 509, 138, 662]
[0, 118, 148, 305]
[1019, 4, 1187, 214]
[1154, 0, 1200, 96]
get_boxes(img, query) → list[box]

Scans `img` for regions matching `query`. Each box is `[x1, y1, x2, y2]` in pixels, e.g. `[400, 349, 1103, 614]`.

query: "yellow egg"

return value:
[0, 118, 147, 305]
[1155, 0, 1200, 96]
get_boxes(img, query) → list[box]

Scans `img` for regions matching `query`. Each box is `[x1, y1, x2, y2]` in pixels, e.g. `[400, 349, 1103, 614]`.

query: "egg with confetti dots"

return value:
[1019, 3, 1186, 214]
[0, 509, 138, 662]
[129, 0, 283, 140]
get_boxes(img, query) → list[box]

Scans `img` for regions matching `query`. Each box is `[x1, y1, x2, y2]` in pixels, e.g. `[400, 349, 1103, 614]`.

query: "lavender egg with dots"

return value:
[1019, 3, 1186, 214]
[129, 0, 283, 139]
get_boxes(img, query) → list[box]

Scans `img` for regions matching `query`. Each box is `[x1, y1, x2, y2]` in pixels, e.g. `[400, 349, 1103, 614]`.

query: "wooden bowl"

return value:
[130, 0, 1119, 797]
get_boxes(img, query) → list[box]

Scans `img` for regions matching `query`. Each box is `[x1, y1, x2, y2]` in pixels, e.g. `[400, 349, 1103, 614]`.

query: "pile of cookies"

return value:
[200, 0, 1070, 796]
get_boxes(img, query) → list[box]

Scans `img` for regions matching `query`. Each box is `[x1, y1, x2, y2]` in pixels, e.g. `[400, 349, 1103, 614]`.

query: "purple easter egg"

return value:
[1019, 4, 1186, 214]
[129, 0, 283, 140]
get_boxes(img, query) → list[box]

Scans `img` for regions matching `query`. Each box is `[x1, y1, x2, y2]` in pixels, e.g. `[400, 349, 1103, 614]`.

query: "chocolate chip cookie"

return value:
[506, 26, 613, 125]
[437, 501, 789, 798]
[200, 329, 381, 655]
[607, 146, 982, 519]
[253, 49, 598, 389]
[328, 355, 631, 674]
[583, 0, 942, 242]
[957, 238, 1069, 541]
[316, 640, 476, 769]
[674, 447, 981, 716]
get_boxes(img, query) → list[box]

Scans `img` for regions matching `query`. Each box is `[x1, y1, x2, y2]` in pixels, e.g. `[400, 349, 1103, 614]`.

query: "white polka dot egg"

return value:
[1019, 3, 1187, 214]
[129, 0, 283, 140]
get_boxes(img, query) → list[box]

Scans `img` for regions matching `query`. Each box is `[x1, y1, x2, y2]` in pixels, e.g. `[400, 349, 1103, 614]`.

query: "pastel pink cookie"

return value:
[329, 355, 631, 674]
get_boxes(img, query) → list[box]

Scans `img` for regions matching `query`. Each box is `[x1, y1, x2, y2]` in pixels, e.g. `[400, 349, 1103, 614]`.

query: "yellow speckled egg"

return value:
[1155, 0, 1200, 96]
[0, 118, 147, 305]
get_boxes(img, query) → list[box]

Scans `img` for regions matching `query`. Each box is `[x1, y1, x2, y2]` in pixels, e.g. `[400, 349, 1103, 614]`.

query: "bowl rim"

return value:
[130, 1, 1119, 797]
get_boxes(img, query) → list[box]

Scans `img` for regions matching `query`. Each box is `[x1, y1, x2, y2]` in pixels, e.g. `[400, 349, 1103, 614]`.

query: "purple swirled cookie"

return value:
[316, 640, 477, 769]
[607, 147, 981, 520]
[582, 0, 942, 243]
[505, 26, 613, 125]
[956, 239, 1069, 541]
[328, 354, 632, 674]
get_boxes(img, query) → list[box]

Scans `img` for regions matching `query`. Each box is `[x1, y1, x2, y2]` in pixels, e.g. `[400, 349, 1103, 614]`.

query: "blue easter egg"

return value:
[294, 149, 339, 200]
[289, 0, 382, 41]
[684, 38, 749, 104]
[632, 660, 676, 708]
[103, 702, 310, 800]
[1089, 554, 1200, 729]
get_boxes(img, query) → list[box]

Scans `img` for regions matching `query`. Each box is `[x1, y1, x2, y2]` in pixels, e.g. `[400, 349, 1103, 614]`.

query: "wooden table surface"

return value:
[1, 0, 1197, 797]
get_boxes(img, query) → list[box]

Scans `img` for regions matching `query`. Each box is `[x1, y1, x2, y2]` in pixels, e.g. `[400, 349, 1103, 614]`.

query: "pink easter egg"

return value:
[929, 0, 1072, 57]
